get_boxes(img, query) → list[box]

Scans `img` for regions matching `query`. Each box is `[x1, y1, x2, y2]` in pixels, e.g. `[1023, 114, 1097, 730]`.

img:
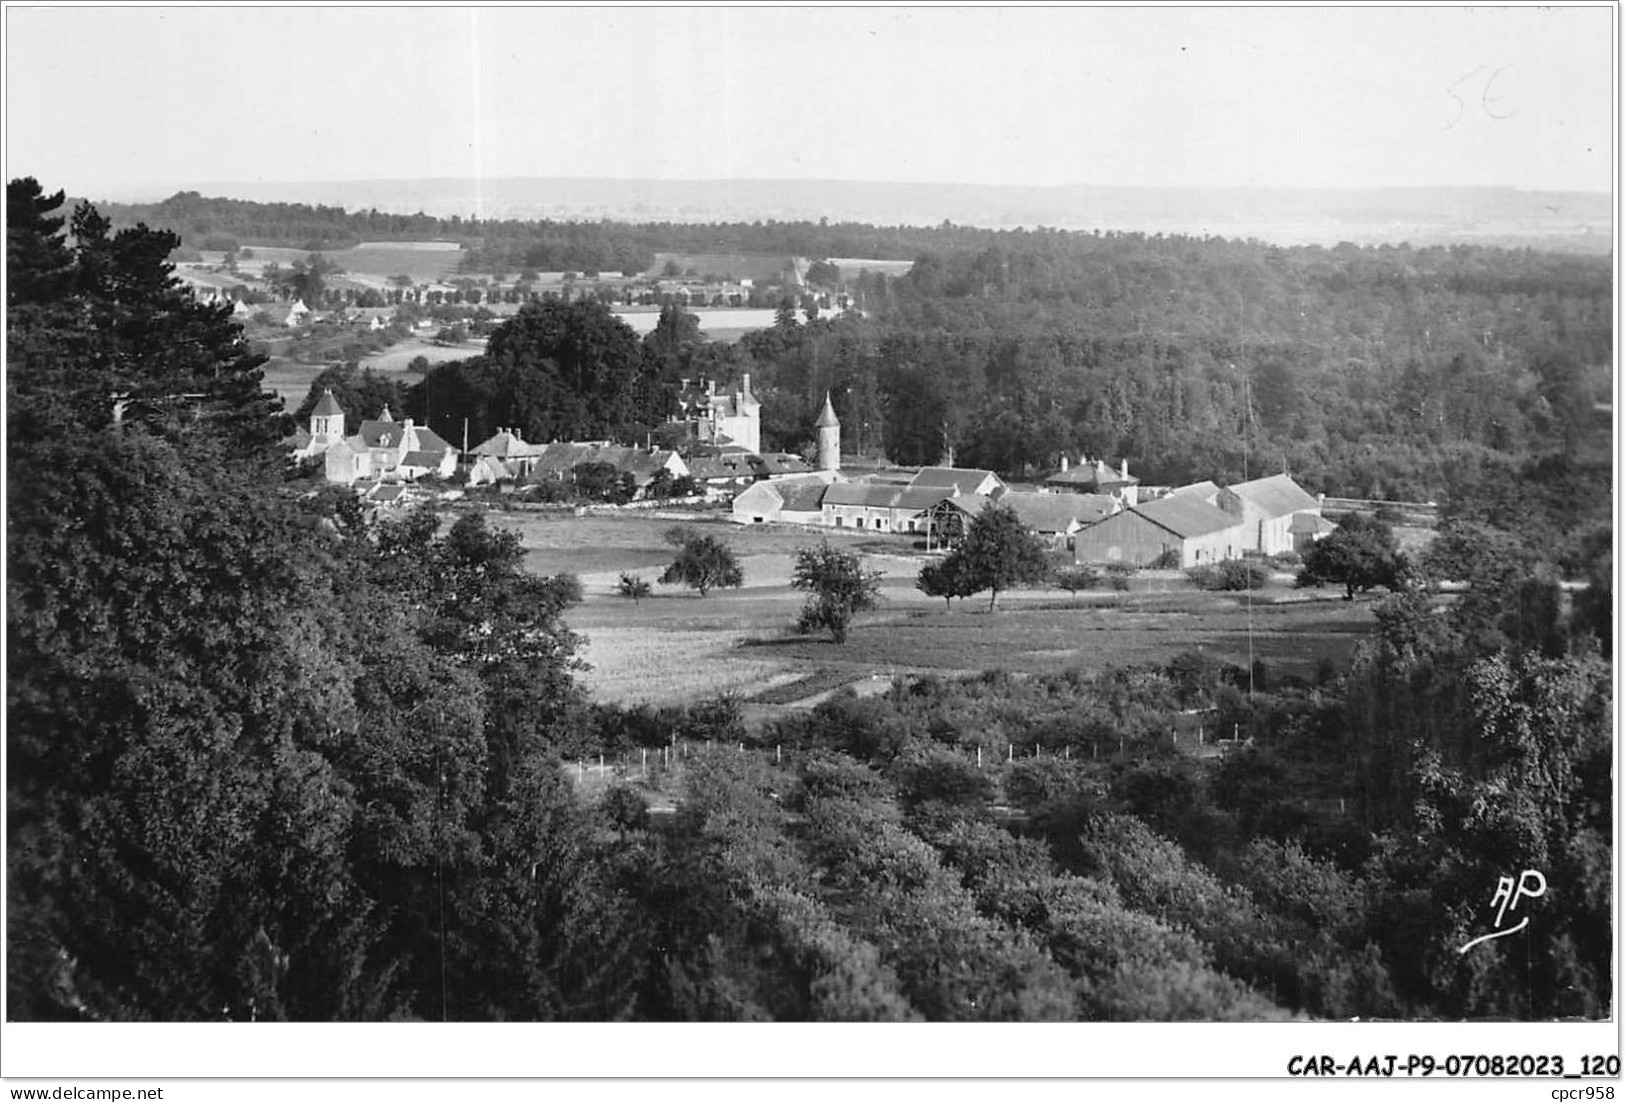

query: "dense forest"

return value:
[97, 190, 975, 273]
[9, 178, 1613, 1022]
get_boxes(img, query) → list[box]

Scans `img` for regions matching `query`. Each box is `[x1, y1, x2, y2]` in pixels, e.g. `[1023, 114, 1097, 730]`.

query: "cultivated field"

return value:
[207, 243, 465, 283]
[259, 337, 485, 411]
[482, 510, 1379, 716]
[359, 337, 485, 373]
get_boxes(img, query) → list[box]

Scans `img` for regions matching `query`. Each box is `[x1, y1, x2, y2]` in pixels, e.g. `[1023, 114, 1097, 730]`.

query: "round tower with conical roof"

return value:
[815, 391, 841, 473]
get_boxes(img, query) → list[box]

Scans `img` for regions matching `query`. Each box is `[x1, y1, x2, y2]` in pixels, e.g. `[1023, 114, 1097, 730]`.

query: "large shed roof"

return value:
[1226, 473, 1319, 518]
[1131, 495, 1243, 539]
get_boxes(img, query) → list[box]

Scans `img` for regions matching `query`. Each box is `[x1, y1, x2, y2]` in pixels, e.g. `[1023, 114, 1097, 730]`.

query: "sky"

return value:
[4, 4, 1616, 199]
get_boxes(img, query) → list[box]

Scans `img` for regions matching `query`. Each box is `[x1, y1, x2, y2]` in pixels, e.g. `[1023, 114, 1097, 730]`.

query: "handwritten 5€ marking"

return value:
[1446, 65, 1519, 129]
[1459, 869, 1546, 954]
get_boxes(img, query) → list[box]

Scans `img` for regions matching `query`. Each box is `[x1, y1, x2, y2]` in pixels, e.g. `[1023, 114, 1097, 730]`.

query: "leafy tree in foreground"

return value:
[947, 502, 1051, 611]
[791, 541, 883, 643]
[1296, 514, 1405, 600]
[659, 527, 743, 597]
[916, 556, 975, 610]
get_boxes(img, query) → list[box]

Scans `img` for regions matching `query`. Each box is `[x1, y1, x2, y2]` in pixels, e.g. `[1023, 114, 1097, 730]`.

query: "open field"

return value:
[480, 510, 1380, 712]
[359, 337, 485, 372]
[614, 307, 779, 339]
[217, 243, 466, 283]
[259, 337, 485, 410]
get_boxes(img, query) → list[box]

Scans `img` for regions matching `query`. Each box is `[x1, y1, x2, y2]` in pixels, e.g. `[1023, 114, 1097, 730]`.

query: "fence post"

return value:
[576, 761, 583, 783]
[976, 746, 983, 769]
[1007, 744, 1013, 763]
[776, 745, 781, 763]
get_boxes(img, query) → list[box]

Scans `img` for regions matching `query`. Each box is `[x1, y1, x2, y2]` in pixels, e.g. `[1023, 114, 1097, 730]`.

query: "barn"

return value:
[731, 477, 830, 525]
[1215, 474, 1322, 555]
[1072, 494, 1244, 568]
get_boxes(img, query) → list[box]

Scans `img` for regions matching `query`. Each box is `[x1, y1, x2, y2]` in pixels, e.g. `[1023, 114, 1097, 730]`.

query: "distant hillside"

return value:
[88, 177, 1613, 254]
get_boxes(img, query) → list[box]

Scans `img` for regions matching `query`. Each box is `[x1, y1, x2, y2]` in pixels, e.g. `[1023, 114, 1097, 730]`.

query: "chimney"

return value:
[1059, 455, 1069, 472]
[1120, 458, 1129, 478]
[741, 372, 752, 396]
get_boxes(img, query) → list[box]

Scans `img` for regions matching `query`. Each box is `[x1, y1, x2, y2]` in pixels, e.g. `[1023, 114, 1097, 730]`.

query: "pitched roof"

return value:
[1289, 512, 1337, 535]
[909, 467, 998, 496]
[685, 455, 756, 481]
[1000, 491, 1113, 533]
[815, 392, 840, 428]
[822, 482, 904, 508]
[411, 426, 455, 453]
[472, 430, 547, 459]
[1045, 460, 1139, 488]
[1227, 474, 1319, 518]
[312, 390, 343, 417]
[1130, 495, 1243, 539]
[927, 492, 996, 518]
[401, 451, 445, 469]
[776, 478, 831, 512]
[357, 420, 406, 448]
[755, 453, 812, 476]
[1167, 480, 1220, 502]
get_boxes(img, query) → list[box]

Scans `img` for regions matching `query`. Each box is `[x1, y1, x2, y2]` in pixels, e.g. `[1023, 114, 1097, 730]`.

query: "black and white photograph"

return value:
[4, 2, 1617, 1093]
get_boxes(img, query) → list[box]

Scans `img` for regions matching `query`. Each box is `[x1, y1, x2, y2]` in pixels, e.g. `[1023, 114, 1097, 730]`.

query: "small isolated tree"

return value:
[1055, 564, 1102, 603]
[791, 541, 883, 643]
[1297, 514, 1404, 600]
[659, 527, 743, 597]
[617, 572, 652, 605]
[952, 502, 1051, 610]
[917, 556, 974, 610]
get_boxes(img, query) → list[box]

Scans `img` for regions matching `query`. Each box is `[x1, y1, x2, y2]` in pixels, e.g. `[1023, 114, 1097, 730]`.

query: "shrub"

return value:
[1216, 559, 1271, 591]
[1188, 559, 1271, 591]
[1104, 562, 1136, 591]
[1185, 564, 1219, 590]
[617, 572, 652, 604]
[1054, 565, 1101, 600]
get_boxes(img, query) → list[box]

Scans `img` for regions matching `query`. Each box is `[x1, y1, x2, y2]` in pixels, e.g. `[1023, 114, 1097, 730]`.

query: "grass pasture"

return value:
[483, 510, 1380, 712]
[359, 338, 485, 373]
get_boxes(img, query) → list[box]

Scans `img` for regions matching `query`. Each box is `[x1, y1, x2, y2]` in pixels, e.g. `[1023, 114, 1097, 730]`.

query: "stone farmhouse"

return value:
[1044, 456, 1141, 505]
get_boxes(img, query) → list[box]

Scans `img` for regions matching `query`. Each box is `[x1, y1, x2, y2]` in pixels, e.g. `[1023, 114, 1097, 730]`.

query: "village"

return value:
[284, 368, 1340, 571]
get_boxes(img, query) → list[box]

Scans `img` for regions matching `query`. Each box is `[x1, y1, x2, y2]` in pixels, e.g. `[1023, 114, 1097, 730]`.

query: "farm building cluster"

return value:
[287, 375, 1335, 567]
[726, 392, 1334, 566]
